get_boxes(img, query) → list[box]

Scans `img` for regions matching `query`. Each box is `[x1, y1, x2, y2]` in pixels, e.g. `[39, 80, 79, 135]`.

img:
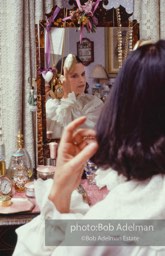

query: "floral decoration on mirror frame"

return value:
[63, 0, 101, 42]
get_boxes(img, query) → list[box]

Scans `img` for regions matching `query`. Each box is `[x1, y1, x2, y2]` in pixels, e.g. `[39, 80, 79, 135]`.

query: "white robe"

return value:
[46, 92, 104, 138]
[13, 169, 165, 256]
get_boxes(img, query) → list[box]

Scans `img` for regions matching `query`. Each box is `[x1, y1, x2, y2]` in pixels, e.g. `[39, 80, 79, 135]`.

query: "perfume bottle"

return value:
[92, 83, 102, 99]
[8, 131, 33, 192]
[0, 128, 6, 176]
[0, 144, 6, 177]
[84, 160, 98, 185]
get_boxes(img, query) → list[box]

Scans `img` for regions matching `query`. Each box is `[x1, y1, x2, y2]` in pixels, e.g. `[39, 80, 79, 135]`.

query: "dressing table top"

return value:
[0, 179, 109, 226]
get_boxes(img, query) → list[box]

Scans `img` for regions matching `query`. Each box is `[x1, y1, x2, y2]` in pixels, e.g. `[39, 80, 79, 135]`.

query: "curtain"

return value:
[0, 0, 55, 168]
[0, 0, 164, 169]
[133, 0, 165, 41]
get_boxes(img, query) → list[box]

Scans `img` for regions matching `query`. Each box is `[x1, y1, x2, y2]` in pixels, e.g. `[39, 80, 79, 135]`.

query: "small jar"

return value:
[37, 165, 55, 180]
[25, 182, 35, 197]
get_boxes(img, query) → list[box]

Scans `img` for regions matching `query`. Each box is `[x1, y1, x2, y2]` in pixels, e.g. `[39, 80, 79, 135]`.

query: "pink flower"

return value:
[81, 0, 93, 14]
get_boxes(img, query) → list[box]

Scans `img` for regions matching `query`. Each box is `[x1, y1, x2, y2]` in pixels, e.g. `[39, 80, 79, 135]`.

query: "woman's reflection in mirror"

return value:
[46, 54, 104, 139]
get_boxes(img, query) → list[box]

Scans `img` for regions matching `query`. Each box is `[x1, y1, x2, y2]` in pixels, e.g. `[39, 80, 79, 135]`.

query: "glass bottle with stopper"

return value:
[0, 127, 6, 177]
[0, 128, 13, 197]
[8, 130, 33, 192]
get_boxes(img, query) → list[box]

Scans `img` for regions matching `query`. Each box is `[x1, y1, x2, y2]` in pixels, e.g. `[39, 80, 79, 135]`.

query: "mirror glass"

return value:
[36, 3, 139, 164]
[45, 27, 107, 139]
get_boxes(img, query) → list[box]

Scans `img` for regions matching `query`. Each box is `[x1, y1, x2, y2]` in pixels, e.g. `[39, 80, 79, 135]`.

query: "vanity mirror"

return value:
[35, 0, 139, 164]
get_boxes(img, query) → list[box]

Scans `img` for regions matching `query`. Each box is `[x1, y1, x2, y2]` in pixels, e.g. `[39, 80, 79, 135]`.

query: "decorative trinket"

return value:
[0, 195, 12, 207]
[0, 176, 12, 195]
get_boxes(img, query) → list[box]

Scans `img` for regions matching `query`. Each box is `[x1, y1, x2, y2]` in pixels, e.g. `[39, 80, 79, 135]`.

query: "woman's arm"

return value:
[13, 117, 98, 256]
[48, 116, 98, 212]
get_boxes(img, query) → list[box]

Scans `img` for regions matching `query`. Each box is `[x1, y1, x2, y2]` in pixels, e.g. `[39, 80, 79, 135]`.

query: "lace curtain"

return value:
[133, 0, 165, 41]
[0, 0, 164, 168]
[0, 0, 56, 168]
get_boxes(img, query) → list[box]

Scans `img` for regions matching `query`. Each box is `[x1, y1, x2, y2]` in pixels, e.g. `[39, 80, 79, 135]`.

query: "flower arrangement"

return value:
[68, 4, 98, 32]
[63, 0, 101, 40]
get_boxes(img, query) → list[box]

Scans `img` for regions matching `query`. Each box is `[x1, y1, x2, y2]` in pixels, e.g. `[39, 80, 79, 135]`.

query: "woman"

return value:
[46, 54, 104, 138]
[13, 40, 165, 255]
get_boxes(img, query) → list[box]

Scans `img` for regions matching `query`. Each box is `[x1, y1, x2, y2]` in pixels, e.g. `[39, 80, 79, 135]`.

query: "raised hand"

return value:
[48, 116, 98, 212]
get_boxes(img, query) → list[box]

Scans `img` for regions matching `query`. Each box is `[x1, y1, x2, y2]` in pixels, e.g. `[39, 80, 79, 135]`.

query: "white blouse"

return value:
[46, 92, 104, 138]
[13, 169, 165, 256]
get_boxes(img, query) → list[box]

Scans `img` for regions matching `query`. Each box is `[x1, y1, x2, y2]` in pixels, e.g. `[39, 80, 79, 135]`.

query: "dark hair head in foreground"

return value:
[93, 40, 165, 181]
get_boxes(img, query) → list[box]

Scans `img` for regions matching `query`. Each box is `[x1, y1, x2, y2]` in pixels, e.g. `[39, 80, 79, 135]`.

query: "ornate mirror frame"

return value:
[35, 1, 139, 165]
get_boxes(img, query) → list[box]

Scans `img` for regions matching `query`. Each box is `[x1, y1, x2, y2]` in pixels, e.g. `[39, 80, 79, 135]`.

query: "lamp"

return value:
[91, 64, 109, 84]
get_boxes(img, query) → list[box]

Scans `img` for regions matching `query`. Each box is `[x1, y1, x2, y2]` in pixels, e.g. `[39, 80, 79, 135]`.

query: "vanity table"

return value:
[0, 212, 39, 256]
[0, 193, 39, 256]
[0, 179, 108, 256]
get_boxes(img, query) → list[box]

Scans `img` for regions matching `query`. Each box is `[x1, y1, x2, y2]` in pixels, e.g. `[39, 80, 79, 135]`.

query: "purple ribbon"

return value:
[76, 0, 82, 10]
[45, 6, 61, 69]
[80, 25, 84, 43]
[92, 0, 101, 14]
[63, 16, 72, 22]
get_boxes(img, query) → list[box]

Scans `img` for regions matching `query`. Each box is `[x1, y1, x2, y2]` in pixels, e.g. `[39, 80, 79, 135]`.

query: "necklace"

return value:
[116, 7, 123, 68]
[116, 7, 133, 68]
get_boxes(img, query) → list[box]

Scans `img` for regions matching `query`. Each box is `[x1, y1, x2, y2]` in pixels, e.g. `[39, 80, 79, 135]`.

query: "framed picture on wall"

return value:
[77, 38, 94, 66]
[105, 24, 139, 74]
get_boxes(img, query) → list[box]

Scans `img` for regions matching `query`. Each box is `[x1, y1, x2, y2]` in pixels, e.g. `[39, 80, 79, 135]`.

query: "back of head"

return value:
[93, 40, 165, 180]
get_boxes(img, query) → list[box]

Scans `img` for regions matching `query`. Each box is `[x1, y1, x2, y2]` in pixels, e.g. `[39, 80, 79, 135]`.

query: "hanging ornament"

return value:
[54, 82, 64, 99]
[42, 70, 54, 83]
[28, 89, 37, 112]
[51, 75, 64, 99]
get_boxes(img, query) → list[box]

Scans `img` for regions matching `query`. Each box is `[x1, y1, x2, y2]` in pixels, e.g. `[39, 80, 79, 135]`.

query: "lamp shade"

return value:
[91, 65, 108, 79]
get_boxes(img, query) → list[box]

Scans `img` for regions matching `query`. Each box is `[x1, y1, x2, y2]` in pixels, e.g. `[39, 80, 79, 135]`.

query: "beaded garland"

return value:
[116, 7, 133, 69]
